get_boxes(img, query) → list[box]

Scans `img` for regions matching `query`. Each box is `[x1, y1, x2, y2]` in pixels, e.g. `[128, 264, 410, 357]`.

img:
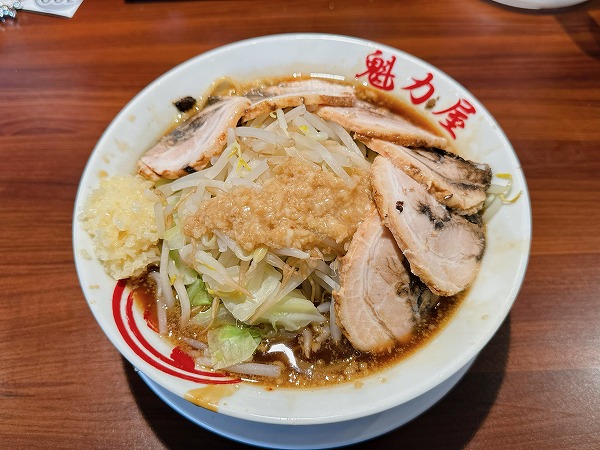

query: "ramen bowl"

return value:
[73, 34, 531, 434]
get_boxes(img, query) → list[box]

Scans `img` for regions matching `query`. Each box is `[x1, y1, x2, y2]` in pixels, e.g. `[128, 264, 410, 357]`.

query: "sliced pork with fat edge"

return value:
[316, 99, 447, 149]
[334, 212, 434, 353]
[371, 156, 485, 297]
[138, 96, 251, 180]
[362, 138, 492, 215]
[242, 79, 356, 122]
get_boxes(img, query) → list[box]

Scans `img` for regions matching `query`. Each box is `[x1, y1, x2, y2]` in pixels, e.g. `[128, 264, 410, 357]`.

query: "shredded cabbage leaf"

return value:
[208, 325, 262, 369]
[258, 290, 325, 331]
[186, 278, 211, 307]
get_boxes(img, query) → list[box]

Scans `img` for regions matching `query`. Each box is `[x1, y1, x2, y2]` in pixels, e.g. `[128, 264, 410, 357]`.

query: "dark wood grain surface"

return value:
[1, 0, 599, 448]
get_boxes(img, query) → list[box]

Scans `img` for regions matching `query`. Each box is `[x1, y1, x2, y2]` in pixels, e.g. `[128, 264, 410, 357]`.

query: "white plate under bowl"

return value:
[137, 356, 476, 449]
[73, 33, 531, 426]
[491, 0, 588, 9]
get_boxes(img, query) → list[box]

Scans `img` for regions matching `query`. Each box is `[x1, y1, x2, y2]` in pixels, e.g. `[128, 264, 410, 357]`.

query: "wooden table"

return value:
[2, 0, 599, 448]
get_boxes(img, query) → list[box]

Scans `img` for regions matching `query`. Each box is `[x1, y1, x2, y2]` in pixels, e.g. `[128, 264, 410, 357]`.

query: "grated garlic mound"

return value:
[80, 174, 160, 280]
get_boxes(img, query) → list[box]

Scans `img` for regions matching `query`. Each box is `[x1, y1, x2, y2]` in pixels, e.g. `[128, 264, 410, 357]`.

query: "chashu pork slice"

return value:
[138, 96, 251, 180]
[334, 212, 422, 353]
[242, 79, 355, 122]
[316, 99, 447, 149]
[371, 156, 485, 296]
[362, 138, 492, 215]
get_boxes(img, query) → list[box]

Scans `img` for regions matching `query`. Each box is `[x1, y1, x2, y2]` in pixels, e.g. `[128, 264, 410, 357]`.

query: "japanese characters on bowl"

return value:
[356, 49, 476, 139]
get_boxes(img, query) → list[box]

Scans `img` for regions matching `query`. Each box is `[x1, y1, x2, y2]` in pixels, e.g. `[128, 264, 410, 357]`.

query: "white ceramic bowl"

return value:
[73, 33, 531, 427]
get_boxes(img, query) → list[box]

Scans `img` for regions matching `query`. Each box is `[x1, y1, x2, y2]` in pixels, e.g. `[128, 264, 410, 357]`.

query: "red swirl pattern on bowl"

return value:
[112, 280, 241, 385]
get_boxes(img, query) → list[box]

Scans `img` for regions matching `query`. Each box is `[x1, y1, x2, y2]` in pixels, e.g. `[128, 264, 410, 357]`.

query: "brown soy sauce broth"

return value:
[131, 269, 463, 388]
[130, 76, 470, 388]
[250, 294, 462, 387]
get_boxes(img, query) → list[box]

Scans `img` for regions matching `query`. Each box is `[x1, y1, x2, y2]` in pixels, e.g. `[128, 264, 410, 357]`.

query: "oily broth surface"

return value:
[129, 76, 468, 388]
[132, 275, 463, 388]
